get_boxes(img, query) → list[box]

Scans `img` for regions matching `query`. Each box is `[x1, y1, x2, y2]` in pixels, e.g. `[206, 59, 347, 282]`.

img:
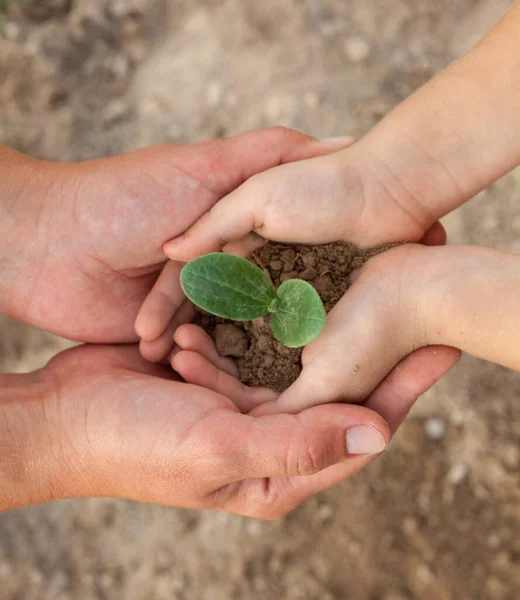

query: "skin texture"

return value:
[157, 2, 520, 412]
[161, 3, 520, 265]
[0, 341, 459, 516]
[261, 244, 520, 414]
[170, 243, 520, 416]
[5, 2, 520, 512]
[0, 130, 461, 515]
[0, 128, 355, 350]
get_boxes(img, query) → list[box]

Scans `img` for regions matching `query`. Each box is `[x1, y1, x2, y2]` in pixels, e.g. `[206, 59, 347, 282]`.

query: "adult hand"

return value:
[0, 129, 353, 350]
[1, 343, 395, 518]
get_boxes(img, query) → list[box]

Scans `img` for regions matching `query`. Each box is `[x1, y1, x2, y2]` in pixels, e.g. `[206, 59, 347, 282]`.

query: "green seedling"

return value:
[180, 253, 326, 348]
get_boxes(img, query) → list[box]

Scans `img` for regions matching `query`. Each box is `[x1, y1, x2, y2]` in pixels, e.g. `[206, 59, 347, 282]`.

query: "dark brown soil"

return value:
[197, 241, 394, 391]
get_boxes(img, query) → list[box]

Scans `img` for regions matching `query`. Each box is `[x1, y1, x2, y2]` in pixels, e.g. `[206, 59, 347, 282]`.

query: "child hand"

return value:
[170, 324, 280, 412]
[171, 241, 520, 416]
[170, 312, 460, 435]
[161, 0, 520, 266]
[136, 135, 357, 362]
[161, 140, 447, 264]
[264, 243, 520, 414]
[170, 245, 455, 414]
[140, 135, 447, 362]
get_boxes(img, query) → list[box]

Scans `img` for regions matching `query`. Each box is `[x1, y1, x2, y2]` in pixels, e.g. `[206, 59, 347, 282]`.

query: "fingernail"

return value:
[163, 237, 185, 259]
[165, 235, 184, 247]
[321, 136, 356, 145]
[346, 425, 386, 455]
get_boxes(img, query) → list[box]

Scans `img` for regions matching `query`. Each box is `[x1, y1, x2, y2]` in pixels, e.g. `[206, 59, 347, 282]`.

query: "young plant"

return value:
[180, 253, 326, 348]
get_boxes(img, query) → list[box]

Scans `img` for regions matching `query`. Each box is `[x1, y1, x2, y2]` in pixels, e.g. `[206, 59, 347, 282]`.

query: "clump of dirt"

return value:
[214, 323, 248, 358]
[196, 241, 394, 391]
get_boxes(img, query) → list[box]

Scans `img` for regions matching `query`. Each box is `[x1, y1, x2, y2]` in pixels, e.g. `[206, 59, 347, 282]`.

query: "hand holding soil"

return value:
[1, 0, 520, 522]
[2, 127, 456, 515]
[162, 2, 520, 413]
[0, 343, 393, 515]
[0, 129, 348, 344]
[0, 127, 463, 515]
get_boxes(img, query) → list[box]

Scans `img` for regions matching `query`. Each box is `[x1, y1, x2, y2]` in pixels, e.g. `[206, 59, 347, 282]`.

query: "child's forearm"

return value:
[425, 246, 520, 371]
[355, 1, 520, 225]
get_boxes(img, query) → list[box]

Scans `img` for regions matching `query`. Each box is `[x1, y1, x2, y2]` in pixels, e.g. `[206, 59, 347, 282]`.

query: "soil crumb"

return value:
[196, 242, 395, 391]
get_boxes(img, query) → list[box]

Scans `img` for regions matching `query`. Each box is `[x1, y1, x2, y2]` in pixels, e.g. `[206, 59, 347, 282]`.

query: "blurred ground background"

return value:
[0, 0, 519, 598]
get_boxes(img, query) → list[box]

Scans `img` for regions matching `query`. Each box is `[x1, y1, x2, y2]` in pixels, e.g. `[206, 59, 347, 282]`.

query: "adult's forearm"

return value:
[0, 146, 54, 318]
[0, 371, 62, 510]
[357, 1, 520, 224]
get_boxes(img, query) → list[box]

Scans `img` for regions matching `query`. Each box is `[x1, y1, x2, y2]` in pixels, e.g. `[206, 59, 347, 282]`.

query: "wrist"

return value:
[0, 369, 78, 510]
[0, 147, 67, 321]
[422, 246, 520, 369]
[346, 10, 520, 238]
[336, 139, 448, 246]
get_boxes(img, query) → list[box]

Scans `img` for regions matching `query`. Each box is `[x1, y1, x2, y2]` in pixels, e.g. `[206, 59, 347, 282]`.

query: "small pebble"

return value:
[282, 248, 297, 263]
[447, 463, 469, 485]
[415, 563, 435, 585]
[257, 335, 270, 352]
[424, 417, 446, 441]
[317, 503, 333, 522]
[2, 22, 20, 41]
[262, 355, 274, 368]
[344, 36, 371, 63]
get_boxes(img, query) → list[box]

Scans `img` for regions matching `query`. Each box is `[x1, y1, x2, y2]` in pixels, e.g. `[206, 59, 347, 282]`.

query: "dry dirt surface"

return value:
[0, 1, 519, 599]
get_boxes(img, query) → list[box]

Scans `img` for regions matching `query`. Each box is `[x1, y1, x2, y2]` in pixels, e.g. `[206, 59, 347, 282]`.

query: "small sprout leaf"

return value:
[270, 279, 326, 348]
[180, 253, 276, 320]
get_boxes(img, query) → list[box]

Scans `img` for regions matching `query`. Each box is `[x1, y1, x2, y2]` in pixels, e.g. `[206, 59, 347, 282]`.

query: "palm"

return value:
[19, 130, 342, 343]
[48, 344, 237, 506]
[24, 146, 228, 342]
[46, 343, 383, 514]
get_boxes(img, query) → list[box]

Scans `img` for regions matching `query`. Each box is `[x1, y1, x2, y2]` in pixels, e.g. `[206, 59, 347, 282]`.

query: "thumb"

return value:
[229, 403, 389, 482]
[211, 403, 388, 519]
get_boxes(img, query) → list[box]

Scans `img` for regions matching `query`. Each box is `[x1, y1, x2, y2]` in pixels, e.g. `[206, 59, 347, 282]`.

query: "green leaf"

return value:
[180, 253, 276, 320]
[270, 279, 326, 348]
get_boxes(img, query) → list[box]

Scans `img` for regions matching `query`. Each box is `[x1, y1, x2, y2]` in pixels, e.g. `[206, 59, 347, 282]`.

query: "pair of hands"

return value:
[138, 132, 461, 415]
[1, 128, 459, 517]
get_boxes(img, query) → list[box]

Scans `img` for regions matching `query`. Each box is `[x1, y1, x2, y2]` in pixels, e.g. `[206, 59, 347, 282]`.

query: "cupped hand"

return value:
[7, 128, 353, 349]
[169, 321, 460, 439]
[6, 343, 393, 518]
[162, 140, 446, 263]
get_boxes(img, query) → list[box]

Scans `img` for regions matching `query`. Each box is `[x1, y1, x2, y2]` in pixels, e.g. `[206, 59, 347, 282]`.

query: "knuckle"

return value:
[286, 423, 325, 477]
[240, 176, 268, 230]
[240, 479, 300, 521]
[266, 125, 298, 142]
[297, 437, 326, 476]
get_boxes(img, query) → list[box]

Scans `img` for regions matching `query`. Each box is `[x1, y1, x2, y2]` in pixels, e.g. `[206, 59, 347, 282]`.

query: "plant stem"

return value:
[267, 298, 278, 313]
